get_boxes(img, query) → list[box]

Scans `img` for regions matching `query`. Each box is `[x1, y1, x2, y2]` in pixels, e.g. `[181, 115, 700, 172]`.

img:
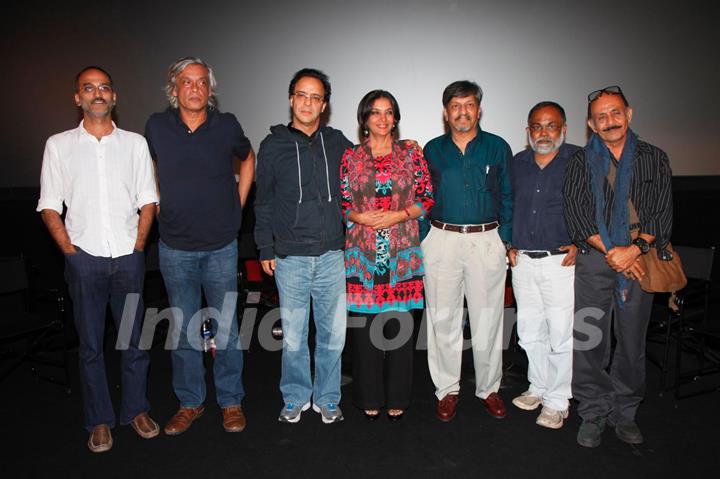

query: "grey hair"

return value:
[164, 56, 218, 109]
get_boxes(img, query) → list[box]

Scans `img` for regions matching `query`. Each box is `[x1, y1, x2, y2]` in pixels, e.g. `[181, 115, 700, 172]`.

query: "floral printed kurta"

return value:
[340, 142, 434, 313]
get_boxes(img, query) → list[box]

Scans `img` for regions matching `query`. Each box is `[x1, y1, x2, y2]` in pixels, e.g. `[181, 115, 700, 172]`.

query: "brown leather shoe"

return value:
[131, 412, 160, 439]
[87, 424, 112, 453]
[222, 406, 246, 432]
[164, 405, 205, 435]
[482, 392, 507, 419]
[436, 394, 459, 422]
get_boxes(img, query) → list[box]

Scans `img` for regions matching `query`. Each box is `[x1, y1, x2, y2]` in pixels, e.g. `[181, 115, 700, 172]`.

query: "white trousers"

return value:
[511, 253, 574, 411]
[422, 226, 507, 400]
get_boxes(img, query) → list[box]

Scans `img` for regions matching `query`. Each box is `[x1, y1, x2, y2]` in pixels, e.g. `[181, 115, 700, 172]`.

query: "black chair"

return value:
[0, 256, 71, 391]
[653, 246, 717, 399]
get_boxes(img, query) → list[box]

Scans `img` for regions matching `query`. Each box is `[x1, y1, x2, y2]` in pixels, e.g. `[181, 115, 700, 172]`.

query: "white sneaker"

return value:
[536, 406, 569, 429]
[512, 391, 542, 411]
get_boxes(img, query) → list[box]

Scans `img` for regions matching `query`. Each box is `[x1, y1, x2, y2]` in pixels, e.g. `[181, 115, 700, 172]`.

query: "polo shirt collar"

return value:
[168, 106, 217, 131]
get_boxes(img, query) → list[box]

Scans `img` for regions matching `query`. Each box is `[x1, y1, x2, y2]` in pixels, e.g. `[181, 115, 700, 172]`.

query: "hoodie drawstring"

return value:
[319, 132, 332, 202]
[294, 141, 303, 204]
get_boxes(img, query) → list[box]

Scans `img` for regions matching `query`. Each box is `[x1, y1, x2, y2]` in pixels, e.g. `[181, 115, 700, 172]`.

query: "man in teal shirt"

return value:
[422, 80, 512, 423]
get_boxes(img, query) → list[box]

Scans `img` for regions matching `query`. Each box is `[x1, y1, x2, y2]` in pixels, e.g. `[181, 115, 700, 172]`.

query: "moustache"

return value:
[454, 114, 471, 121]
[602, 124, 622, 132]
[91, 99, 107, 104]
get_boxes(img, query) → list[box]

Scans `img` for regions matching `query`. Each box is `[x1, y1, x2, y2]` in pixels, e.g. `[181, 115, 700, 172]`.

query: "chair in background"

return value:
[652, 245, 717, 399]
[0, 255, 71, 392]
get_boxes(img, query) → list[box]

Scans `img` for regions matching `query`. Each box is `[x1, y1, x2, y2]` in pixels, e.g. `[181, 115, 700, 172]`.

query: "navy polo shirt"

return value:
[145, 107, 251, 251]
[510, 143, 580, 251]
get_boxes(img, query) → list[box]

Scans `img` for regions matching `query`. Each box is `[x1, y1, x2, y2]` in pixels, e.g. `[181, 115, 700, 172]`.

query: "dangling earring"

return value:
[392, 123, 397, 131]
[363, 128, 369, 137]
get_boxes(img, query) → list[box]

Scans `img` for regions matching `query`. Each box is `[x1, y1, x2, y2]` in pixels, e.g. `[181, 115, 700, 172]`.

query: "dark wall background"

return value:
[2, 0, 720, 188]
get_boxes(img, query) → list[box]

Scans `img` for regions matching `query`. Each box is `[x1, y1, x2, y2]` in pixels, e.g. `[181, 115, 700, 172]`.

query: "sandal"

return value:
[364, 409, 380, 421]
[387, 409, 404, 422]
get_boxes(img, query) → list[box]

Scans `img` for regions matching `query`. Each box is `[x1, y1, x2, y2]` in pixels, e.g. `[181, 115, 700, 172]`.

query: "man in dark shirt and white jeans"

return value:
[508, 101, 579, 430]
[563, 86, 673, 448]
[144, 56, 255, 436]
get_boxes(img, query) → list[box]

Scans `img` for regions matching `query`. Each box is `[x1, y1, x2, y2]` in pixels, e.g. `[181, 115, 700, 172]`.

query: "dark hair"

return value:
[442, 80, 482, 107]
[356, 90, 401, 137]
[75, 66, 113, 91]
[528, 101, 566, 123]
[288, 68, 331, 101]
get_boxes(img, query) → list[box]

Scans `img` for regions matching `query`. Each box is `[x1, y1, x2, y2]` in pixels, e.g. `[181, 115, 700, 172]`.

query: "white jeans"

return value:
[422, 226, 507, 400]
[511, 253, 574, 411]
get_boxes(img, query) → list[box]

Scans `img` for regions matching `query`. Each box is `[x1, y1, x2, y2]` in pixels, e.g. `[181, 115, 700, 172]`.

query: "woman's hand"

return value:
[369, 210, 405, 230]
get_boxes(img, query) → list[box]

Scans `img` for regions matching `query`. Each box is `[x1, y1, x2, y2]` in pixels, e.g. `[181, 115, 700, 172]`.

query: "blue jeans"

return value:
[64, 248, 149, 432]
[274, 250, 346, 406]
[159, 239, 244, 408]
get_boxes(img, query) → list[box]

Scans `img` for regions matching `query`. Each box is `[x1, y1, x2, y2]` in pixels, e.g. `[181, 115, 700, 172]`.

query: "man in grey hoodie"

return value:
[254, 68, 353, 424]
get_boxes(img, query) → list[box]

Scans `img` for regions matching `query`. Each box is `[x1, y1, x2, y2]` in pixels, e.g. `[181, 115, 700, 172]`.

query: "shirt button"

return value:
[187, 130, 192, 134]
[532, 210, 536, 214]
[536, 189, 540, 192]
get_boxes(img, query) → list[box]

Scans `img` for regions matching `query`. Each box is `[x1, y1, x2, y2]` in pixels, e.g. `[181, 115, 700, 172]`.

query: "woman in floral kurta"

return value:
[340, 90, 433, 420]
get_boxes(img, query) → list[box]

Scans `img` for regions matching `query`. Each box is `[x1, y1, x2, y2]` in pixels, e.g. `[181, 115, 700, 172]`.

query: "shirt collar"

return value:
[168, 106, 217, 131]
[77, 120, 118, 142]
[443, 125, 483, 151]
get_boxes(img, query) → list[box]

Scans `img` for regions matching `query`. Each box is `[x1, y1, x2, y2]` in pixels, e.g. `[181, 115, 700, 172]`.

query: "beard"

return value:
[529, 131, 564, 155]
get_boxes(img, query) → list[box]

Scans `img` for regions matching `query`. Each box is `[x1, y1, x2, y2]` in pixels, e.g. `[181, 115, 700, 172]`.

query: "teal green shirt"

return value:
[422, 128, 513, 243]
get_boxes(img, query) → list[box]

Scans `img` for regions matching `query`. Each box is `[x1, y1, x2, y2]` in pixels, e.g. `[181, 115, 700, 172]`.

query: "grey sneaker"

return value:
[312, 402, 344, 424]
[512, 391, 543, 411]
[577, 417, 606, 448]
[536, 406, 569, 429]
[278, 402, 310, 423]
[610, 419, 644, 444]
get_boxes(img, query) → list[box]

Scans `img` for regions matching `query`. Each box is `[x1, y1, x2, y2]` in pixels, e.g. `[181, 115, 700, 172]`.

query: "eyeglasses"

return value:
[80, 84, 113, 94]
[587, 85, 623, 103]
[292, 91, 324, 104]
[528, 122, 562, 133]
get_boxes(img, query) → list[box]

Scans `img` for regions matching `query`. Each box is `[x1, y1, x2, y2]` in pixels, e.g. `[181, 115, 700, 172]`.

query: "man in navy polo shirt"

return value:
[508, 101, 579, 430]
[144, 56, 255, 435]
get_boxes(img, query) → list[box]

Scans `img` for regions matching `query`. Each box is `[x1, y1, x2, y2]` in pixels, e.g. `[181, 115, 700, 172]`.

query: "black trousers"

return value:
[350, 312, 414, 410]
[572, 249, 653, 422]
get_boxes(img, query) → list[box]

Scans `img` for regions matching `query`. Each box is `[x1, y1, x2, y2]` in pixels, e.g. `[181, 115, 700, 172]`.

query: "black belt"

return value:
[520, 249, 567, 259]
[431, 220, 499, 233]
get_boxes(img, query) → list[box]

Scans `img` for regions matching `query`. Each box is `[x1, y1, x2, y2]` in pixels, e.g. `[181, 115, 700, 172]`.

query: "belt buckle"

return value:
[461, 225, 469, 233]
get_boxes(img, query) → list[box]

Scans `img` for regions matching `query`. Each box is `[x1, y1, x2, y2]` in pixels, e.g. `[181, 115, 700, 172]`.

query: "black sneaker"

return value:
[611, 419, 644, 444]
[577, 417, 606, 448]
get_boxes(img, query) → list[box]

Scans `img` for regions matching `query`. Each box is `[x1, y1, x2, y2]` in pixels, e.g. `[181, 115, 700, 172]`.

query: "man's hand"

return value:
[261, 259, 276, 276]
[507, 248, 518, 267]
[606, 245, 641, 272]
[560, 244, 578, 266]
[622, 259, 646, 281]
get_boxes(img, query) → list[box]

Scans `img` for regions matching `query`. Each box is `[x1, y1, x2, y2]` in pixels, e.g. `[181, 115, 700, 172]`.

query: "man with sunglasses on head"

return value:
[508, 102, 580, 430]
[254, 68, 352, 424]
[564, 86, 673, 448]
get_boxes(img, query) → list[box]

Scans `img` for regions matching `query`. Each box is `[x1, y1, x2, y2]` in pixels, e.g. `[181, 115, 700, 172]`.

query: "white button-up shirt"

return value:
[37, 121, 159, 258]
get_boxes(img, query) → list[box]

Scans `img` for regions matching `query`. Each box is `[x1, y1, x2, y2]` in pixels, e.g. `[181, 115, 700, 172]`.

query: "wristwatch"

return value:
[632, 237, 650, 255]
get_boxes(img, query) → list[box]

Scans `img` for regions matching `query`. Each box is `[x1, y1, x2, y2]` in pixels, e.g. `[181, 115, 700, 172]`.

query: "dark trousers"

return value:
[65, 248, 150, 432]
[572, 249, 653, 422]
[350, 312, 414, 410]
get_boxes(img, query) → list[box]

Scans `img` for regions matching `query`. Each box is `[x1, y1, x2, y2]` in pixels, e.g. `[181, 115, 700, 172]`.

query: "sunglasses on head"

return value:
[587, 85, 624, 103]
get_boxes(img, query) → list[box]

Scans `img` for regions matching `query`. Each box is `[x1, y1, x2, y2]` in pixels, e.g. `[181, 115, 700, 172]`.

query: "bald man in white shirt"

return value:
[37, 66, 159, 453]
